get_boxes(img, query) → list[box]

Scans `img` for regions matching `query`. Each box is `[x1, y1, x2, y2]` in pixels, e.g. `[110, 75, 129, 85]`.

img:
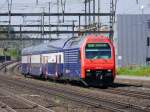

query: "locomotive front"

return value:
[80, 35, 116, 86]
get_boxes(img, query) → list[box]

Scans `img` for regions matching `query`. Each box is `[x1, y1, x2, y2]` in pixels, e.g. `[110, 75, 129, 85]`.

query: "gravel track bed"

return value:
[0, 76, 110, 112]
[1, 73, 150, 112]
[0, 101, 17, 112]
[0, 64, 110, 112]
[9, 73, 150, 109]
[0, 74, 114, 112]
[115, 78, 150, 88]
[118, 86, 150, 94]
[88, 86, 150, 100]
[0, 88, 53, 112]
[1, 63, 150, 112]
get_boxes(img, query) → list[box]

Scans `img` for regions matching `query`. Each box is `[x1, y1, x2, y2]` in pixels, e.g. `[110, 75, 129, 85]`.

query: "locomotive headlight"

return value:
[106, 70, 112, 76]
[107, 69, 112, 72]
[86, 70, 91, 77]
[86, 69, 91, 72]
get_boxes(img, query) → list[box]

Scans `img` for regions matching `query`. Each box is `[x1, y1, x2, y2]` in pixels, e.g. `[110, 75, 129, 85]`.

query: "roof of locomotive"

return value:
[22, 35, 111, 55]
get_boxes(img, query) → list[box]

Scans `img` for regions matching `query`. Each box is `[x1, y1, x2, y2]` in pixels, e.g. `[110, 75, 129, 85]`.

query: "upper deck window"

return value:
[85, 43, 111, 59]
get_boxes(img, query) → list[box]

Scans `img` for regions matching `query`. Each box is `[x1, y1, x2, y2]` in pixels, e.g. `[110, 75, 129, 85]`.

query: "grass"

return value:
[0, 48, 19, 59]
[117, 65, 150, 77]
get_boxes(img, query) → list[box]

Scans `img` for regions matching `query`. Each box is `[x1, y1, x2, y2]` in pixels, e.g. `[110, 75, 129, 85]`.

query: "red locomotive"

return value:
[21, 34, 116, 87]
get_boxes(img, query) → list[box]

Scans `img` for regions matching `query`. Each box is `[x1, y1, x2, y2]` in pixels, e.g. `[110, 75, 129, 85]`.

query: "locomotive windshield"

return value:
[85, 43, 111, 59]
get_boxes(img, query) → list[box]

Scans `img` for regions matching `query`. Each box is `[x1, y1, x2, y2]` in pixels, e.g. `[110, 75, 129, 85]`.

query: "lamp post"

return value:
[141, 5, 144, 14]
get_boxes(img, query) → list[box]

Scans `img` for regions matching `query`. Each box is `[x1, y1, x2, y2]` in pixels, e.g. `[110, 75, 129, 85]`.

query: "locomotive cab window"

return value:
[85, 43, 111, 59]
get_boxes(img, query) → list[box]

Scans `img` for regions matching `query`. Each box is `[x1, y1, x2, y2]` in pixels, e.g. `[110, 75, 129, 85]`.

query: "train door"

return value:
[55, 55, 58, 77]
[27, 55, 31, 74]
[40, 55, 42, 74]
[43, 56, 48, 64]
[43, 56, 48, 77]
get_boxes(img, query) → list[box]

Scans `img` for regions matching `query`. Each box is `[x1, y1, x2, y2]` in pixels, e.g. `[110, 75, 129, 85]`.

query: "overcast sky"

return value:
[116, 0, 150, 14]
[1, 0, 149, 14]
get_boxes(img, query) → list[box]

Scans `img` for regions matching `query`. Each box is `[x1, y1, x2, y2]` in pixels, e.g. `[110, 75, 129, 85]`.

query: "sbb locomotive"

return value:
[21, 35, 116, 86]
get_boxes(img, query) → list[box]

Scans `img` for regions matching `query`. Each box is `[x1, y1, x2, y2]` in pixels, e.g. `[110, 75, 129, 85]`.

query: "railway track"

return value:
[102, 87, 150, 100]
[0, 64, 149, 112]
[0, 101, 17, 112]
[1, 75, 150, 112]
[115, 78, 150, 89]
[1, 62, 150, 112]
[0, 62, 55, 112]
[0, 87, 55, 112]
[0, 61, 17, 71]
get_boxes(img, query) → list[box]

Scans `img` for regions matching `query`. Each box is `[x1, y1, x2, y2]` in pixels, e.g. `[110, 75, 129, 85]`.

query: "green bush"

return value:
[117, 66, 150, 77]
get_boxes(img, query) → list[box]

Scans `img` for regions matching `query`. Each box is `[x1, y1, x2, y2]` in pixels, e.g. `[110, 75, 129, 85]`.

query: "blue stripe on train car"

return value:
[30, 63, 41, 76]
[63, 48, 81, 79]
[47, 63, 63, 77]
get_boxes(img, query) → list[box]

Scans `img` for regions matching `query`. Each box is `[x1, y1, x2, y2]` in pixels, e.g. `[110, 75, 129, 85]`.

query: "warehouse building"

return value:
[117, 14, 150, 67]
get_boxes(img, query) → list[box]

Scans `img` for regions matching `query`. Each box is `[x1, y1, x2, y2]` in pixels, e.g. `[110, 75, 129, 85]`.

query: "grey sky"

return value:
[116, 0, 150, 14]
[0, 0, 150, 20]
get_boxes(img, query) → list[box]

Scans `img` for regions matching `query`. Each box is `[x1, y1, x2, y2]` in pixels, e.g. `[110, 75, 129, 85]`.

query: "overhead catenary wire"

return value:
[0, 0, 116, 41]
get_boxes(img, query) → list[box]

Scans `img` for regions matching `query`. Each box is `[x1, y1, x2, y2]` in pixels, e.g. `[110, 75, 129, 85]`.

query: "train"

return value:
[21, 34, 116, 87]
